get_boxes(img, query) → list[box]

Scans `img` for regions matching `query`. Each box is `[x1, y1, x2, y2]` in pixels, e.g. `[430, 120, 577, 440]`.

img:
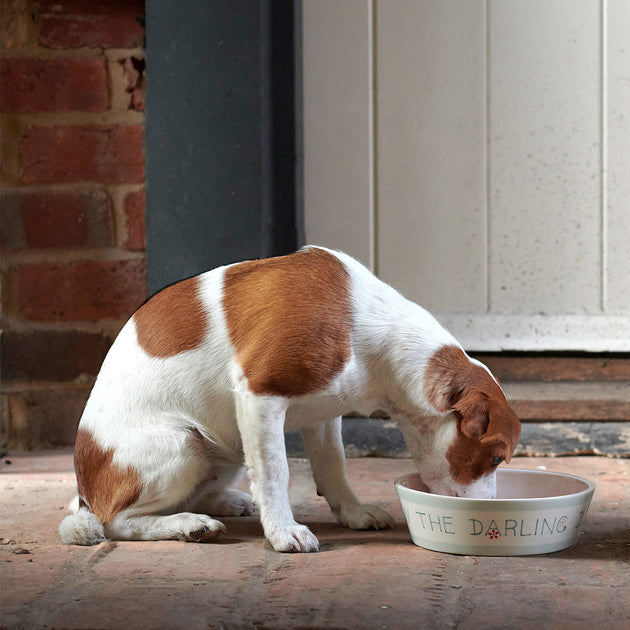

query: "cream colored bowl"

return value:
[395, 468, 595, 556]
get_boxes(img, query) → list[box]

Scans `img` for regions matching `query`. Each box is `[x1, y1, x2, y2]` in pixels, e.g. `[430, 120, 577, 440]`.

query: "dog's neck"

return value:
[358, 299, 462, 416]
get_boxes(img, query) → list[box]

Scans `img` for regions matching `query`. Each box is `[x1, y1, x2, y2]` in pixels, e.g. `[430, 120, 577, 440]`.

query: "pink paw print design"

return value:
[487, 528, 500, 540]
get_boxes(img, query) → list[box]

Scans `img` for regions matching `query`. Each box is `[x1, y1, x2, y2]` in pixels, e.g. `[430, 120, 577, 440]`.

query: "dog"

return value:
[59, 246, 521, 552]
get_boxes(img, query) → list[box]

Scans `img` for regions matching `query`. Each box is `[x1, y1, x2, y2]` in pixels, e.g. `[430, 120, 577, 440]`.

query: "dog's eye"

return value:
[492, 456, 504, 467]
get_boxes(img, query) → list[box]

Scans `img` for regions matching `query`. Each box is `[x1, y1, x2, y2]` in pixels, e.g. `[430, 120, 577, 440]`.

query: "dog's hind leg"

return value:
[70, 425, 229, 543]
[183, 463, 256, 517]
[301, 417, 394, 530]
[105, 510, 226, 542]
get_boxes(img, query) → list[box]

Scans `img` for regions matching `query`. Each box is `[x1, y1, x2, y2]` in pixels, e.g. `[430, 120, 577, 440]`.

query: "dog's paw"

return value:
[205, 489, 257, 517]
[173, 514, 226, 542]
[336, 504, 395, 531]
[267, 524, 320, 553]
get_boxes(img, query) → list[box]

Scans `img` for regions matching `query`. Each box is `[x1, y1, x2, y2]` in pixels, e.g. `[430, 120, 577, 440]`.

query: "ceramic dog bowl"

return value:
[395, 468, 595, 556]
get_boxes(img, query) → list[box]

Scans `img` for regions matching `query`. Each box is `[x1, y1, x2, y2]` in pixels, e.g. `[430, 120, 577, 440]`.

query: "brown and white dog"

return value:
[59, 246, 521, 552]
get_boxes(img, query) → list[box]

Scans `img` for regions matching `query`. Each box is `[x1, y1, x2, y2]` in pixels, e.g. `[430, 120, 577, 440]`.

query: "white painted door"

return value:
[302, 0, 630, 351]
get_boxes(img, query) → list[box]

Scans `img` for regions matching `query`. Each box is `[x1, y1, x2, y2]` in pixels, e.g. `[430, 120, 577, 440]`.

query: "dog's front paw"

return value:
[267, 524, 320, 553]
[336, 504, 395, 530]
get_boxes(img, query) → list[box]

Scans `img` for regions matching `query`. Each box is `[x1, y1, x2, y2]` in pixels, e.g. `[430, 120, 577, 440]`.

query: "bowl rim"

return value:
[394, 467, 596, 506]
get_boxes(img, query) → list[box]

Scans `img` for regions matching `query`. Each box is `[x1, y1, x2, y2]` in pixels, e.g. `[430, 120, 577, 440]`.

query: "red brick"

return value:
[17, 259, 146, 321]
[21, 124, 145, 184]
[0, 192, 24, 250]
[1, 190, 114, 250]
[1, 268, 16, 319]
[1, 330, 111, 381]
[6, 389, 88, 448]
[123, 56, 146, 111]
[0, 57, 108, 113]
[39, 0, 145, 49]
[123, 189, 146, 250]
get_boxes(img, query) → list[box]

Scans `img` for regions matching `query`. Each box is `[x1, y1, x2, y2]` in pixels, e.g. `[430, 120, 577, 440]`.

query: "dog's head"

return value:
[408, 346, 521, 498]
[445, 384, 521, 497]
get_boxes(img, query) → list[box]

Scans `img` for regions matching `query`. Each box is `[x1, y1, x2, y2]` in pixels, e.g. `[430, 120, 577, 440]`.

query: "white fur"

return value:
[59, 508, 105, 546]
[60, 246, 498, 551]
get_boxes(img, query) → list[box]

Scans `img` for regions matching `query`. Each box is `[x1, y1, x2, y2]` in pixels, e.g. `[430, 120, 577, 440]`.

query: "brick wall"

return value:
[1, 0, 147, 448]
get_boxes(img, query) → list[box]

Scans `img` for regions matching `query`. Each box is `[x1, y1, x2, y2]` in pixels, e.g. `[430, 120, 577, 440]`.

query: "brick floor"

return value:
[1, 452, 628, 629]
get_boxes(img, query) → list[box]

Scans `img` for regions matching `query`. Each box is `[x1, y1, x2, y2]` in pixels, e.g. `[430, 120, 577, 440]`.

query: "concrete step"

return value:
[286, 382, 630, 458]
[286, 418, 630, 459]
[517, 421, 630, 457]
[472, 353, 630, 382]
[503, 381, 630, 421]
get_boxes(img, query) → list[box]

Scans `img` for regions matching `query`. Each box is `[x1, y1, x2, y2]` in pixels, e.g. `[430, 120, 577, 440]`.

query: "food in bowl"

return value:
[395, 468, 595, 556]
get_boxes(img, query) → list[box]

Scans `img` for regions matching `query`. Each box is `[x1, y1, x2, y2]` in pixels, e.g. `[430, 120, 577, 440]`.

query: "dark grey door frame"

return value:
[145, 0, 302, 295]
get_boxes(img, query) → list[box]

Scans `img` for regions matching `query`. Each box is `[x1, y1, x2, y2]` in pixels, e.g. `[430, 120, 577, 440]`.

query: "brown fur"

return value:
[445, 429, 513, 485]
[424, 345, 521, 483]
[424, 345, 476, 412]
[133, 276, 208, 358]
[74, 429, 142, 525]
[222, 248, 352, 397]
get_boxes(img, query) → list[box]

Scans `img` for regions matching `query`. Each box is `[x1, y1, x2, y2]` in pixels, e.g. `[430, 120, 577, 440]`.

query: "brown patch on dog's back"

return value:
[74, 429, 142, 525]
[222, 248, 352, 397]
[134, 276, 208, 358]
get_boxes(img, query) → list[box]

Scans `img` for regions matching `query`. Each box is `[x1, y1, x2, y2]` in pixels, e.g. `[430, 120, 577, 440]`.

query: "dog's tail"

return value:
[58, 497, 106, 545]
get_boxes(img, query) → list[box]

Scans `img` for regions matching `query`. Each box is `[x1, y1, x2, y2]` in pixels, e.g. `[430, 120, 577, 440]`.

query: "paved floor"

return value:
[1, 451, 628, 629]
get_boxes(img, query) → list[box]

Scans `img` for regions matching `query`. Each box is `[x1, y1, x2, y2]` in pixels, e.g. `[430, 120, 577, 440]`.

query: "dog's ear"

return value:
[424, 345, 521, 459]
[453, 389, 490, 441]
[424, 345, 471, 413]
[453, 392, 521, 463]
[480, 401, 521, 463]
